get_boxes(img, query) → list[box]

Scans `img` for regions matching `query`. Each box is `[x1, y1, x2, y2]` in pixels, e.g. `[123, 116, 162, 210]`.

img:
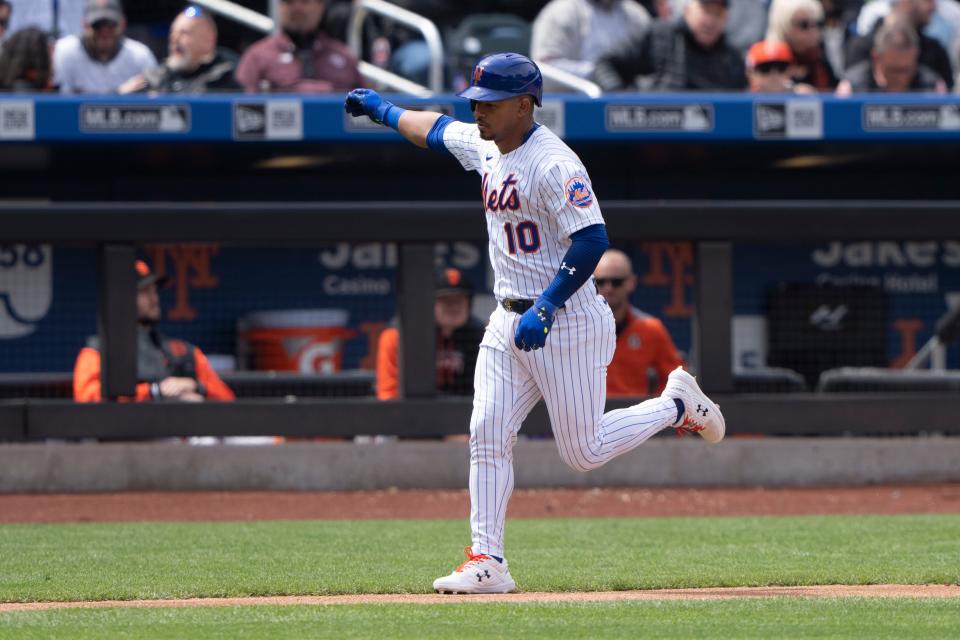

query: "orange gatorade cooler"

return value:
[238, 309, 354, 373]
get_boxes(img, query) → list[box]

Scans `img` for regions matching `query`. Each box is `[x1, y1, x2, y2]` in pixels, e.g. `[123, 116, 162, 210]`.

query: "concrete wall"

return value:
[2, 437, 958, 493]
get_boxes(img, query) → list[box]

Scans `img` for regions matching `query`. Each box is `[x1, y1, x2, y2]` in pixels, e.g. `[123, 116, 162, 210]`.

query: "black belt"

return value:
[501, 298, 534, 314]
[501, 298, 565, 314]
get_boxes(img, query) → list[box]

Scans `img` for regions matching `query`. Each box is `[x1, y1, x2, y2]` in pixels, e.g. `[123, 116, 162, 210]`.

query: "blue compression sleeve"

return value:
[426, 115, 455, 152]
[540, 224, 610, 307]
[382, 104, 405, 129]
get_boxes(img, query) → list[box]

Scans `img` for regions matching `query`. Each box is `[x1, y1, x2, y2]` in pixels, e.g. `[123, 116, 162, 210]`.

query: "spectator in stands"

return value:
[375, 267, 484, 400]
[119, 6, 238, 94]
[847, 0, 953, 89]
[531, 0, 651, 84]
[663, 0, 768, 54]
[766, 0, 839, 90]
[819, 0, 863, 74]
[837, 15, 947, 93]
[0, 28, 53, 91]
[73, 260, 235, 403]
[745, 39, 817, 92]
[235, 0, 363, 93]
[594, 249, 684, 397]
[854, 0, 960, 74]
[0, 2, 11, 43]
[592, 0, 747, 91]
[53, 0, 156, 94]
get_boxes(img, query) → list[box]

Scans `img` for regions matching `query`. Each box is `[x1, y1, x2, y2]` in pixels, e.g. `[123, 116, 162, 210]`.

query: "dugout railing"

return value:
[3, 199, 960, 441]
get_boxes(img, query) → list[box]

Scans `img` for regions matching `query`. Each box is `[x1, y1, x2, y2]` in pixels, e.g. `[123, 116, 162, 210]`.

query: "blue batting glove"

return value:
[344, 88, 392, 123]
[514, 297, 558, 352]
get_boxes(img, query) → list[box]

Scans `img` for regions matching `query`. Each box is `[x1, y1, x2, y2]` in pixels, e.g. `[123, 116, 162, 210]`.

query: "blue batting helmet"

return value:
[457, 52, 543, 107]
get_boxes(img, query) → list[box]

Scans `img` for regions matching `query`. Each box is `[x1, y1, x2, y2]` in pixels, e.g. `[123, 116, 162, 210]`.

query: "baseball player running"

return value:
[344, 53, 724, 594]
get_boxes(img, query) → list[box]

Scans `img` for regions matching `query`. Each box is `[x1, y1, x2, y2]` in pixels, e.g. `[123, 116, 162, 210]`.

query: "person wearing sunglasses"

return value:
[766, 0, 839, 90]
[745, 39, 816, 93]
[845, 0, 952, 90]
[594, 249, 684, 397]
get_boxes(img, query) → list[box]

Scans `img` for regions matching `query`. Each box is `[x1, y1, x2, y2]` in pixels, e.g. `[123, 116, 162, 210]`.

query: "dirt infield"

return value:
[1, 483, 959, 523]
[1, 585, 958, 612]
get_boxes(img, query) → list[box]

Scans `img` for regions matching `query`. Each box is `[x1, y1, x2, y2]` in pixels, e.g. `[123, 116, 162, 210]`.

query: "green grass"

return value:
[0, 514, 958, 603]
[1, 599, 959, 639]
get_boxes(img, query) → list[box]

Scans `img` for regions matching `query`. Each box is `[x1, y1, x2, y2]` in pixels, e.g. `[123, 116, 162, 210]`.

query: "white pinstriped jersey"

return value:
[443, 121, 604, 305]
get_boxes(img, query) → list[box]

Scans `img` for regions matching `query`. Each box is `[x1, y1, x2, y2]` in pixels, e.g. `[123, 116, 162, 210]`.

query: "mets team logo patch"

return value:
[565, 176, 593, 208]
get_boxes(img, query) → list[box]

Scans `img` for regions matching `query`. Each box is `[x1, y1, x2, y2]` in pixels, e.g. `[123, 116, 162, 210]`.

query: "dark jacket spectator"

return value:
[120, 7, 239, 94]
[235, 0, 363, 93]
[838, 17, 945, 93]
[845, 2, 953, 89]
[0, 27, 52, 91]
[593, 0, 747, 90]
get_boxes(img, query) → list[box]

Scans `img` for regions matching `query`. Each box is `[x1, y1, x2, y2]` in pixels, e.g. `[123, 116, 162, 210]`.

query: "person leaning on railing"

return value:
[73, 260, 235, 403]
[375, 267, 484, 400]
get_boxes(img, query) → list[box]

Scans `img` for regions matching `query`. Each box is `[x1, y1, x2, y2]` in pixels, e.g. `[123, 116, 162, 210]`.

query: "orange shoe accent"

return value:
[675, 415, 706, 438]
[454, 546, 492, 572]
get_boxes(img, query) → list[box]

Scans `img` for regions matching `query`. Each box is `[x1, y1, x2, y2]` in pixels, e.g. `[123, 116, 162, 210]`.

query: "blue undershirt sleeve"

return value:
[539, 223, 610, 307]
[426, 115, 455, 153]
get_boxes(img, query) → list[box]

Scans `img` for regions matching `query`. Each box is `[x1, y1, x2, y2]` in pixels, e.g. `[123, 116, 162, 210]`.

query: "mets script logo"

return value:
[565, 176, 593, 208]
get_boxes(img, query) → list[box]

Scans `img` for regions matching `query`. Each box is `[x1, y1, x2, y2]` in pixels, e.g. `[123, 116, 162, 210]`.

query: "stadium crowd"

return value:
[0, 0, 955, 94]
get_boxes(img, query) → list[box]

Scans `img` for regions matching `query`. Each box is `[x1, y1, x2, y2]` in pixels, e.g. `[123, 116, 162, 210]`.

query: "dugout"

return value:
[3, 94, 960, 441]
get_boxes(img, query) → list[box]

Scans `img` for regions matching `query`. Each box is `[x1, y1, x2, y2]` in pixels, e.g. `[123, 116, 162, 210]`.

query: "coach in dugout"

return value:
[594, 249, 684, 397]
[375, 267, 484, 400]
[73, 260, 234, 403]
[235, 0, 363, 93]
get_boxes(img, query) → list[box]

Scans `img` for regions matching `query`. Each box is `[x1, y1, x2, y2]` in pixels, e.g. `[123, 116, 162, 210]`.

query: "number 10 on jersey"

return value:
[504, 221, 541, 255]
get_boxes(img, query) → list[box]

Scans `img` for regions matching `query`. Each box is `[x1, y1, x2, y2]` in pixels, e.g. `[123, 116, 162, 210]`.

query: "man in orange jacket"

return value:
[73, 259, 234, 402]
[595, 249, 684, 397]
[376, 267, 484, 400]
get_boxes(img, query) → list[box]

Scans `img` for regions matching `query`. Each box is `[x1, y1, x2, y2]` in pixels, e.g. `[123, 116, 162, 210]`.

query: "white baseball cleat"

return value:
[661, 366, 725, 444]
[433, 547, 517, 594]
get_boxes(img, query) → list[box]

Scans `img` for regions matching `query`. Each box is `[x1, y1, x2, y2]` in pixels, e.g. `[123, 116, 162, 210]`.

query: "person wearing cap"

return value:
[235, 0, 363, 94]
[119, 6, 239, 95]
[594, 249, 684, 397]
[592, 0, 747, 91]
[53, 0, 156, 94]
[375, 267, 485, 401]
[765, 0, 838, 90]
[73, 260, 234, 403]
[745, 39, 816, 93]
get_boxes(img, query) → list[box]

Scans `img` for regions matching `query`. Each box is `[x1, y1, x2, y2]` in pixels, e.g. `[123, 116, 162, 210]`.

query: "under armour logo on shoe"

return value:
[696, 404, 708, 417]
[560, 262, 576, 275]
[476, 569, 491, 582]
